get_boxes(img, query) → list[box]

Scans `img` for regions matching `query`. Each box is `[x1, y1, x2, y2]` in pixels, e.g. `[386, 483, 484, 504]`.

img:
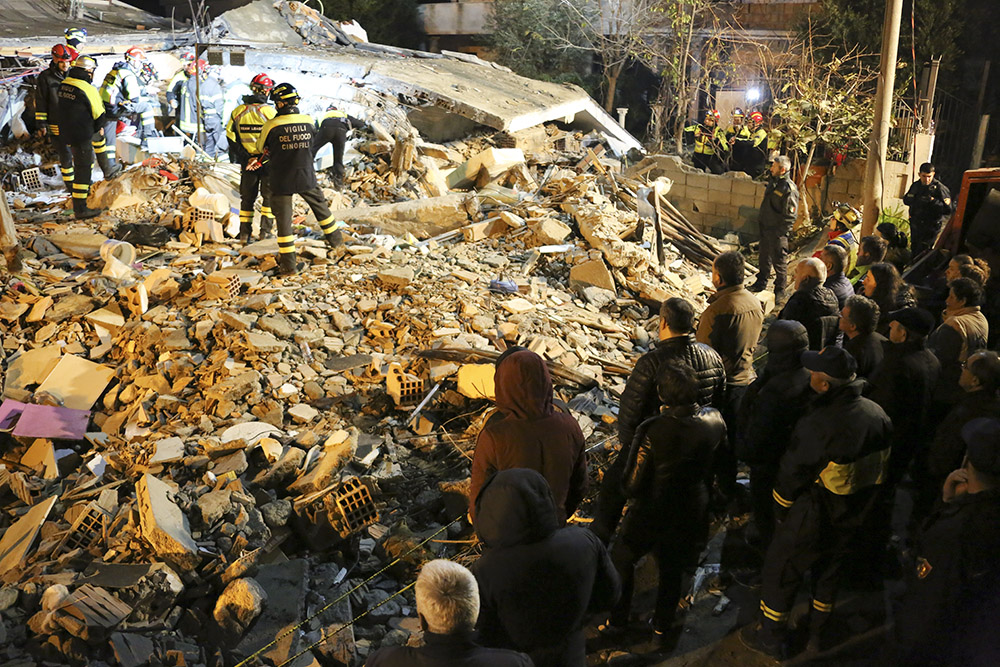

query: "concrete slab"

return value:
[135, 474, 200, 571]
[234, 559, 309, 665]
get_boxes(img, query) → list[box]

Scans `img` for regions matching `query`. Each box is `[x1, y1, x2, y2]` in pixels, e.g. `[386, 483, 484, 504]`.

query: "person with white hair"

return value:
[777, 257, 840, 349]
[366, 559, 532, 666]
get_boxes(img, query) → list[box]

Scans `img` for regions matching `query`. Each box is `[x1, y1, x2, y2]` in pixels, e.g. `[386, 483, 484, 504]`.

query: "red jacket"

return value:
[469, 351, 587, 523]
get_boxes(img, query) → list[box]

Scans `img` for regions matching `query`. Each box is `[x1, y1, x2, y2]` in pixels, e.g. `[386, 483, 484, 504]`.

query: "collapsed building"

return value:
[0, 2, 772, 665]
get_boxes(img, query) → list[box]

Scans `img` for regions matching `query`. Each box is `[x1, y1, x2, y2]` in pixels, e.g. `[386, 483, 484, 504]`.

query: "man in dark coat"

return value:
[736, 320, 812, 547]
[366, 559, 532, 666]
[592, 297, 724, 542]
[892, 418, 1000, 665]
[777, 258, 840, 349]
[839, 295, 885, 379]
[903, 162, 954, 256]
[820, 244, 854, 308]
[749, 155, 799, 296]
[472, 469, 620, 667]
[607, 360, 727, 647]
[868, 307, 941, 483]
[741, 346, 892, 659]
[469, 350, 587, 524]
[922, 350, 1000, 511]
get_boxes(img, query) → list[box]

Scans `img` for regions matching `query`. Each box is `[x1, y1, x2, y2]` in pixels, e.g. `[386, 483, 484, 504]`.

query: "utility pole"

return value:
[861, 0, 904, 237]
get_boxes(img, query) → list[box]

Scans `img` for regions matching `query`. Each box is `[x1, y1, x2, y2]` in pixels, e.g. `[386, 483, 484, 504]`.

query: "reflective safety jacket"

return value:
[174, 74, 225, 134]
[35, 64, 66, 135]
[257, 108, 319, 195]
[99, 61, 142, 115]
[226, 94, 276, 165]
[772, 379, 891, 528]
[57, 68, 107, 144]
[684, 122, 727, 156]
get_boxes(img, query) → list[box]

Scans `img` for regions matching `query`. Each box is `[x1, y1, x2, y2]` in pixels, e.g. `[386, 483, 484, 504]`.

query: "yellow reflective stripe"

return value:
[64, 77, 104, 120]
[260, 207, 272, 216]
[36, 112, 47, 120]
[817, 447, 890, 495]
[51, 125, 60, 135]
[760, 601, 789, 622]
[324, 110, 347, 119]
[257, 113, 313, 154]
[772, 489, 793, 508]
[73, 183, 89, 190]
[317, 214, 335, 229]
[72, 193, 89, 199]
[812, 599, 833, 613]
[278, 246, 296, 254]
[277, 235, 295, 244]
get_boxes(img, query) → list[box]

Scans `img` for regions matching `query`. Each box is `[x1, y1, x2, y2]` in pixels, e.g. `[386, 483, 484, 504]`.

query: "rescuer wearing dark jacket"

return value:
[227, 74, 277, 243]
[471, 468, 620, 667]
[903, 162, 954, 256]
[741, 346, 892, 659]
[58, 56, 118, 219]
[592, 297, 724, 543]
[892, 418, 1000, 666]
[312, 103, 359, 189]
[777, 258, 840, 349]
[868, 307, 941, 483]
[749, 156, 799, 295]
[252, 83, 344, 275]
[606, 360, 727, 647]
[34, 44, 77, 193]
[469, 350, 587, 525]
[736, 320, 812, 547]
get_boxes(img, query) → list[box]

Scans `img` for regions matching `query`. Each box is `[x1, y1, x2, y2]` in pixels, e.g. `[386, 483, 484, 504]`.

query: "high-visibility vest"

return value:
[100, 63, 141, 109]
[226, 102, 276, 155]
[684, 123, 726, 155]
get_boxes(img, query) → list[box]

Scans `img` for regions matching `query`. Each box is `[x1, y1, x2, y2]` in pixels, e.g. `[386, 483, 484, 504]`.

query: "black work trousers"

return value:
[757, 228, 788, 292]
[610, 504, 708, 630]
[270, 187, 335, 257]
[910, 218, 943, 257]
[239, 166, 273, 230]
[50, 134, 74, 193]
[591, 447, 630, 544]
[693, 151, 725, 174]
[69, 140, 94, 206]
[329, 125, 347, 182]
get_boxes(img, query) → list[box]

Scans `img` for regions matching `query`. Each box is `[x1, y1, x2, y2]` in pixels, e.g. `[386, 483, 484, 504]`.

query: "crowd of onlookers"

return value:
[366, 245, 999, 666]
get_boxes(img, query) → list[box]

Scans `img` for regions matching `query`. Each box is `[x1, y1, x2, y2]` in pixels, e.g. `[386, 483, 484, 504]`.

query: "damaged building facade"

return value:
[0, 1, 781, 666]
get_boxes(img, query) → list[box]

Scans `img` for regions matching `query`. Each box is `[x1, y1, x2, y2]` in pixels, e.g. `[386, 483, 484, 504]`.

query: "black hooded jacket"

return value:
[736, 320, 812, 465]
[472, 469, 620, 667]
[778, 276, 840, 349]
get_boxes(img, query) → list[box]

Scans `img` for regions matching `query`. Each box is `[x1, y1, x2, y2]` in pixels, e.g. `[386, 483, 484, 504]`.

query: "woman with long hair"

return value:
[863, 262, 917, 336]
[876, 223, 911, 272]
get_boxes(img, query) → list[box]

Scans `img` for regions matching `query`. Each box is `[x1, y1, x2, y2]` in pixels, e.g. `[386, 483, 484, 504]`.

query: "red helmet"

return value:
[250, 73, 274, 96]
[750, 111, 764, 124]
[125, 47, 146, 64]
[185, 58, 207, 76]
[51, 44, 78, 62]
[705, 109, 721, 123]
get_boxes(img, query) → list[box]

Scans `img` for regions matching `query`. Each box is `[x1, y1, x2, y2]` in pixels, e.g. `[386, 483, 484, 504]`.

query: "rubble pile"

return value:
[0, 118, 733, 664]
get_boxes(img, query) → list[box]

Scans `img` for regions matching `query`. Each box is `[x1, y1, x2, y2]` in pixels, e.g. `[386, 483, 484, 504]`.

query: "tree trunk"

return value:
[0, 184, 22, 273]
[796, 123, 821, 227]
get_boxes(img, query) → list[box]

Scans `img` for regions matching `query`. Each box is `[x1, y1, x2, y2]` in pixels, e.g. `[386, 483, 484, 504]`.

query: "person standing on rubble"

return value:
[34, 44, 78, 194]
[57, 55, 118, 220]
[64, 27, 86, 50]
[591, 297, 724, 543]
[99, 48, 159, 160]
[749, 155, 799, 296]
[312, 103, 359, 190]
[684, 109, 727, 174]
[469, 349, 587, 525]
[252, 82, 345, 275]
[170, 59, 226, 157]
[227, 73, 276, 244]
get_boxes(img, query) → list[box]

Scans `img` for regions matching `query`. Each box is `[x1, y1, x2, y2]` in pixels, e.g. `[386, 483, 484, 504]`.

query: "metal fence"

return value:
[930, 88, 979, 191]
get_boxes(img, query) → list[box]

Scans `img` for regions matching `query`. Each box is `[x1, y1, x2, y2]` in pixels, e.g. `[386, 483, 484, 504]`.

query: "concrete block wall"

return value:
[642, 155, 913, 244]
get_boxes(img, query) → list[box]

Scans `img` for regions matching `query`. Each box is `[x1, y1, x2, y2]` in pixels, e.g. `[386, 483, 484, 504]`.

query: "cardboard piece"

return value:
[12, 404, 91, 440]
[0, 496, 58, 575]
[3, 346, 62, 395]
[34, 355, 115, 411]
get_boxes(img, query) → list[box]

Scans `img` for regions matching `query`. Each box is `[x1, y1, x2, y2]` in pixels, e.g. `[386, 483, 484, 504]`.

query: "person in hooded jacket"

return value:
[469, 350, 587, 524]
[471, 468, 620, 667]
[606, 360, 727, 646]
[736, 320, 812, 548]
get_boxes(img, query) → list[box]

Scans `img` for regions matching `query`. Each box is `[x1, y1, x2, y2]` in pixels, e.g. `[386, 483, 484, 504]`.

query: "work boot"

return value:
[738, 622, 785, 661]
[260, 216, 275, 239]
[72, 199, 102, 220]
[325, 230, 344, 248]
[277, 252, 299, 276]
[239, 222, 253, 244]
[748, 280, 767, 293]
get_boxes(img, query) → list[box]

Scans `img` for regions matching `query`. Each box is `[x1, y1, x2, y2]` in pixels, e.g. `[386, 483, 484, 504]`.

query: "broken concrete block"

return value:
[245, 332, 286, 354]
[569, 259, 616, 294]
[149, 437, 185, 465]
[214, 577, 267, 636]
[446, 147, 526, 189]
[260, 499, 292, 528]
[327, 194, 480, 239]
[530, 217, 572, 245]
[377, 267, 414, 287]
[501, 297, 535, 315]
[288, 403, 319, 423]
[35, 355, 115, 411]
[135, 474, 200, 571]
[46, 294, 97, 323]
[220, 311, 256, 331]
[0, 496, 57, 575]
[257, 314, 295, 339]
[206, 371, 262, 404]
[198, 489, 233, 525]
[456, 364, 496, 400]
